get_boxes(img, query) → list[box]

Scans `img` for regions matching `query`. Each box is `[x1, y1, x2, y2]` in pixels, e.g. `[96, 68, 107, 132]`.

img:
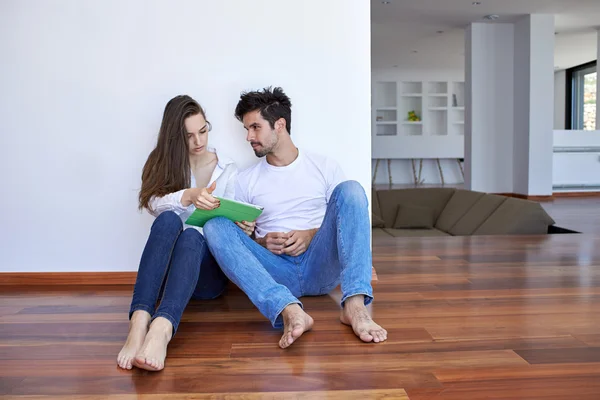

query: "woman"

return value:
[117, 95, 254, 372]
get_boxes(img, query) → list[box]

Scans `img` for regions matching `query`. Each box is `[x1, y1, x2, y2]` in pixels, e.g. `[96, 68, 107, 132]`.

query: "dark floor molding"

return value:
[496, 192, 600, 202]
[0, 272, 137, 286]
[1, 268, 379, 286]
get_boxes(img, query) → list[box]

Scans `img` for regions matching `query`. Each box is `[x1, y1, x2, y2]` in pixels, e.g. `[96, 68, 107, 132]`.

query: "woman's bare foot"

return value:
[117, 310, 150, 370]
[341, 295, 387, 343]
[132, 317, 173, 371]
[279, 304, 314, 349]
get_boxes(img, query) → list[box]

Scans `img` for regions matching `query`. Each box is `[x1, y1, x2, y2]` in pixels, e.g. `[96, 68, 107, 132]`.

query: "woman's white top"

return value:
[147, 147, 237, 233]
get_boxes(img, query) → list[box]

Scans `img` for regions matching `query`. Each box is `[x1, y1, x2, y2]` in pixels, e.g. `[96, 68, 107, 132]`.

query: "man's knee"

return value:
[203, 217, 234, 241]
[333, 180, 367, 206]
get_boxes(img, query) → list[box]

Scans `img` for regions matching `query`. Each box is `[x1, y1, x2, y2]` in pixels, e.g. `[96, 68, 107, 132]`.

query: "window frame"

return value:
[565, 60, 597, 130]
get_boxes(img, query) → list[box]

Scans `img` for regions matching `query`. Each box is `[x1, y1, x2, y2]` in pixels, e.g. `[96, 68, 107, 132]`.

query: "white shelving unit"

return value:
[372, 79, 465, 159]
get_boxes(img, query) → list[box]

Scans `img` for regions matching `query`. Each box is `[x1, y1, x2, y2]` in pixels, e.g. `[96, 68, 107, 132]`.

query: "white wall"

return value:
[371, 68, 465, 185]
[0, 0, 371, 272]
[465, 23, 515, 194]
[597, 30, 600, 130]
[553, 130, 600, 189]
[554, 71, 566, 130]
[519, 15, 555, 196]
[512, 17, 532, 195]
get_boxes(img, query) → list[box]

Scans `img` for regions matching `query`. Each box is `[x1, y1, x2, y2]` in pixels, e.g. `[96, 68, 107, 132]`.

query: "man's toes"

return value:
[280, 330, 295, 349]
[359, 330, 374, 342]
[291, 326, 304, 340]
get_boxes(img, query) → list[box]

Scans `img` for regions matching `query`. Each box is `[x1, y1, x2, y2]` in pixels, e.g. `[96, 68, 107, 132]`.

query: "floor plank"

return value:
[2, 224, 600, 397]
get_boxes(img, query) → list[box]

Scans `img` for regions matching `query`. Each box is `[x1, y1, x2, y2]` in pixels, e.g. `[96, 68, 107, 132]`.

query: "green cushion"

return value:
[372, 228, 393, 238]
[372, 214, 385, 228]
[383, 228, 451, 237]
[474, 198, 556, 235]
[377, 188, 456, 228]
[448, 194, 507, 236]
[393, 204, 436, 229]
[436, 190, 485, 232]
[371, 188, 382, 219]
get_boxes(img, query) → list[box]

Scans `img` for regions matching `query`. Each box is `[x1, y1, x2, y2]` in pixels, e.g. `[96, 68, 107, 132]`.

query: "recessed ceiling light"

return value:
[472, 1, 481, 5]
[393, 65, 398, 68]
[412, 50, 418, 53]
[483, 14, 500, 21]
[437, 30, 444, 34]
[381, 1, 391, 4]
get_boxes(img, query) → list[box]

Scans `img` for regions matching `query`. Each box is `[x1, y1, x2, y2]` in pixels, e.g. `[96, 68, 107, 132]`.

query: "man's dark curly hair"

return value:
[234, 86, 292, 135]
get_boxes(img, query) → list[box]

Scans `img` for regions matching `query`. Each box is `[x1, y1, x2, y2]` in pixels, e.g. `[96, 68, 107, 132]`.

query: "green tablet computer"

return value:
[185, 197, 264, 227]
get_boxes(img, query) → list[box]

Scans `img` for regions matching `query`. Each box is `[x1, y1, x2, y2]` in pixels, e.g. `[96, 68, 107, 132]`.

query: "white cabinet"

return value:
[372, 80, 465, 159]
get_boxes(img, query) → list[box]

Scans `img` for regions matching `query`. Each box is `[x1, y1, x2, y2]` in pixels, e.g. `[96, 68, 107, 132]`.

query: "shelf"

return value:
[428, 82, 448, 95]
[454, 121, 465, 125]
[429, 93, 448, 97]
[404, 124, 423, 136]
[376, 107, 397, 111]
[429, 107, 448, 111]
[402, 121, 422, 125]
[376, 124, 397, 136]
[402, 82, 423, 94]
[374, 82, 397, 108]
[402, 93, 423, 97]
[452, 107, 465, 110]
[376, 121, 398, 125]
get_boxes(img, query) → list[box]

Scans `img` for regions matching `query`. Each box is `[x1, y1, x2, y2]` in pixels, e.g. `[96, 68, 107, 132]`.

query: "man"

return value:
[204, 87, 387, 348]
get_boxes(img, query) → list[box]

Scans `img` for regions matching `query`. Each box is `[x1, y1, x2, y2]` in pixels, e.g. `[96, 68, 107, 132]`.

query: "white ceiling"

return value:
[372, 0, 600, 71]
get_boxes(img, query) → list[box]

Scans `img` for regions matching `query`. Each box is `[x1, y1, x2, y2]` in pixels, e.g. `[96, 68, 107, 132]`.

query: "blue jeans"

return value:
[129, 211, 228, 334]
[203, 180, 373, 328]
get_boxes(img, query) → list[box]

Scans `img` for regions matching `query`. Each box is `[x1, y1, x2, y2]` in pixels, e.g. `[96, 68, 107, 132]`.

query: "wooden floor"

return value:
[3, 232, 600, 398]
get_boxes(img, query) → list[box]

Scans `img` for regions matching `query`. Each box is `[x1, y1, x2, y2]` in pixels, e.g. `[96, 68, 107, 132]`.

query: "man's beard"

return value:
[252, 131, 277, 158]
[254, 146, 269, 158]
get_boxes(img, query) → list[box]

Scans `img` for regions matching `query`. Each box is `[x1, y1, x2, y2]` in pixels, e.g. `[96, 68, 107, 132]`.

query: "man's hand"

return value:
[282, 229, 318, 257]
[257, 232, 290, 255]
[235, 220, 256, 237]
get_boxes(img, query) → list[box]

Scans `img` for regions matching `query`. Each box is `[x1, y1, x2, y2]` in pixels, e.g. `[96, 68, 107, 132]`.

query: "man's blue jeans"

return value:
[203, 180, 373, 328]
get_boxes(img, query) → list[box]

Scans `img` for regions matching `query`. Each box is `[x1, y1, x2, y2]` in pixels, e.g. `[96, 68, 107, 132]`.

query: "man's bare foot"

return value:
[279, 304, 314, 349]
[117, 310, 150, 370]
[341, 295, 388, 343]
[132, 317, 173, 371]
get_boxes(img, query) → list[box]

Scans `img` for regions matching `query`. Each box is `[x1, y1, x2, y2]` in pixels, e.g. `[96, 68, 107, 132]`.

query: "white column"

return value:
[513, 15, 555, 196]
[466, 15, 555, 196]
[465, 23, 515, 193]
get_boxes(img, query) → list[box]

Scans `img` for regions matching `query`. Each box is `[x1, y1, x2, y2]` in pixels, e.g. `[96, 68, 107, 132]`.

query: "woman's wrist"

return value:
[180, 189, 192, 207]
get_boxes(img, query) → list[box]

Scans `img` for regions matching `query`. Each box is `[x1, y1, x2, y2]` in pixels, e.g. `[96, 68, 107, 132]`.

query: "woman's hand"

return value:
[236, 220, 256, 237]
[182, 182, 220, 210]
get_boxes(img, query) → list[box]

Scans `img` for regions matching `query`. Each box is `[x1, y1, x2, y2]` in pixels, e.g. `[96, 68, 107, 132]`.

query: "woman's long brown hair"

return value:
[139, 95, 207, 211]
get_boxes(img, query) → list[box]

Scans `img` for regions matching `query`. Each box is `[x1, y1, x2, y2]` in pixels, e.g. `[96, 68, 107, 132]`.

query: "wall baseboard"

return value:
[509, 193, 554, 202]
[553, 191, 600, 198]
[496, 191, 600, 201]
[0, 272, 136, 286]
[1, 268, 379, 286]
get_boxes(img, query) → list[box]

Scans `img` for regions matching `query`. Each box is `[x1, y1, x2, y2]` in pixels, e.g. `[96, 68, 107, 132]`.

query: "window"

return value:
[566, 61, 597, 130]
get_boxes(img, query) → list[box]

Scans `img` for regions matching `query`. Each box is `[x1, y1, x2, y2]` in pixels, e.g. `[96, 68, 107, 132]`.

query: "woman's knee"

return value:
[152, 211, 183, 235]
[176, 228, 206, 250]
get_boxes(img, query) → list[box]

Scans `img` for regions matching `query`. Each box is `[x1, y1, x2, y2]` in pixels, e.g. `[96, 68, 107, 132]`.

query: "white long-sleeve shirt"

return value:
[147, 147, 237, 233]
